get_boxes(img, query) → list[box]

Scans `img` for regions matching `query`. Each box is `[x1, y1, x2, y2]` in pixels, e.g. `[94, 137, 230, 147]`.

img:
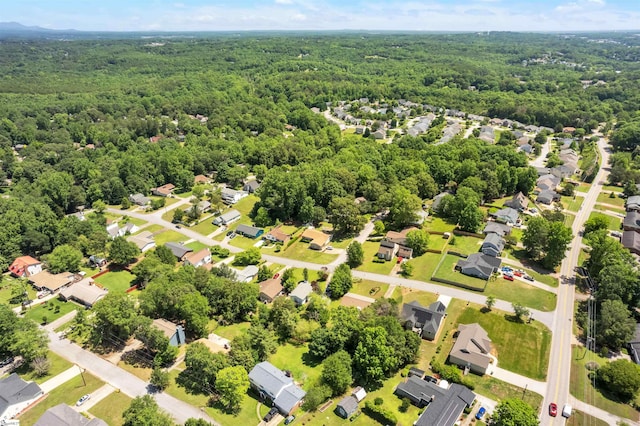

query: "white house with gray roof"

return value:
[213, 209, 241, 226]
[248, 362, 306, 415]
[0, 374, 44, 422]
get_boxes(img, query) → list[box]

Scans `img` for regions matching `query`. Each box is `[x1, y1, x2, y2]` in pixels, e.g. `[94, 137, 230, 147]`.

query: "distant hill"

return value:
[0, 22, 78, 38]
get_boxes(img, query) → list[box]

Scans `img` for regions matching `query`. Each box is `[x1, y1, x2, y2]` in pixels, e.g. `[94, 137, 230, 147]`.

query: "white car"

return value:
[76, 394, 90, 406]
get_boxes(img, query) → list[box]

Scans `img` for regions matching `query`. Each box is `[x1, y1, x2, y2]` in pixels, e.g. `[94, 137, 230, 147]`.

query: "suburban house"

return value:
[221, 187, 248, 204]
[127, 231, 156, 253]
[336, 395, 359, 419]
[194, 174, 210, 185]
[448, 323, 493, 375]
[626, 195, 640, 212]
[128, 193, 150, 206]
[385, 228, 418, 258]
[290, 281, 313, 305]
[259, 278, 284, 303]
[482, 222, 511, 237]
[504, 191, 528, 211]
[198, 200, 212, 213]
[184, 248, 212, 268]
[400, 301, 447, 340]
[88, 255, 107, 268]
[263, 227, 291, 245]
[106, 222, 139, 239]
[535, 174, 560, 193]
[0, 373, 44, 423]
[165, 242, 193, 261]
[9, 256, 42, 278]
[481, 233, 505, 257]
[455, 253, 502, 280]
[628, 324, 640, 365]
[29, 271, 74, 294]
[152, 318, 186, 347]
[151, 183, 175, 197]
[490, 207, 519, 225]
[372, 129, 386, 140]
[413, 382, 476, 426]
[34, 403, 108, 426]
[431, 192, 451, 212]
[233, 265, 259, 283]
[377, 240, 399, 261]
[243, 180, 261, 193]
[624, 211, 640, 232]
[622, 230, 640, 255]
[478, 125, 495, 143]
[248, 362, 306, 415]
[213, 209, 241, 226]
[59, 278, 108, 308]
[537, 189, 560, 205]
[235, 224, 264, 239]
[300, 228, 331, 250]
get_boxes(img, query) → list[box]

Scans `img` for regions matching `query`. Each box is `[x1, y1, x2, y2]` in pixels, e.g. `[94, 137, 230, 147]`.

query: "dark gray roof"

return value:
[236, 224, 263, 237]
[164, 242, 193, 259]
[34, 404, 108, 426]
[537, 189, 559, 204]
[336, 395, 359, 417]
[248, 362, 306, 414]
[622, 230, 640, 252]
[483, 222, 511, 237]
[504, 192, 528, 210]
[482, 233, 505, 253]
[627, 195, 640, 210]
[456, 253, 501, 279]
[400, 301, 446, 336]
[396, 376, 444, 406]
[415, 383, 476, 426]
[625, 211, 640, 231]
[491, 207, 519, 224]
[0, 373, 43, 416]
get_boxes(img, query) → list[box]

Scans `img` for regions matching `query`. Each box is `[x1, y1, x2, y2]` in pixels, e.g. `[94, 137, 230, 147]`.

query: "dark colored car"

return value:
[284, 415, 295, 424]
[549, 403, 558, 417]
[263, 407, 279, 422]
[226, 230, 234, 236]
[524, 275, 534, 281]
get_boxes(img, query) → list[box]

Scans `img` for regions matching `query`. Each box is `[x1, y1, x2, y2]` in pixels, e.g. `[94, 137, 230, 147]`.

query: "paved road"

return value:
[530, 136, 552, 168]
[46, 329, 218, 425]
[490, 367, 547, 397]
[40, 366, 82, 393]
[74, 384, 116, 412]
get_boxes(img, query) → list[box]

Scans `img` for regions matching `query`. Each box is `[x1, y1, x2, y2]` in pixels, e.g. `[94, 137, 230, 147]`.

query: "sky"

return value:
[3, 0, 640, 32]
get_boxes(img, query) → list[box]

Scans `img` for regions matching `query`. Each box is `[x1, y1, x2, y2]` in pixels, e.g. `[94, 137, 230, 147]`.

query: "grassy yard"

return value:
[485, 278, 557, 311]
[118, 360, 152, 381]
[432, 254, 487, 291]
[13, 351, 74, 384]
[88, 391, 132, 426]
[471, 375, 543, 410]
[124, 217, 147, 227]
[269, 343, 322, 390]
[229, 235, 263, 250]
[234, 195, 260, 215]
[0, 277, 36, 306]
[350, 279, 389, 299]
[355, 241, 396, 275]
[153, 230, 187, 245]
[23, 299, 79, 325]
[400, 287, 438, 306]
[140, 196, 181, 213]
[161, 207, 183, 222]
[594, 203, 626, 215]
[566, 411, 609, 426]
[138, 224, 164, 234]
[562, 196, 584, 213]
[570, 345, 640, 421]
[406, 252, 443, 283]
[210, 321, 251, 340]
[186, 240, 208, 251]
[564, 213, 576, 229]
[190, 219, 219, 236]
[524, 269, 559, 288]
[94, 270, 136, 293]
[330, 236, 354, 249]
[428, 234, 451, 253]
[271, 240, 338, 264]
[602, 184, 623, 193]
[588, 212, 622, 232]
[424, 216, 456, 233]
[16, 373, 104, 425]
[448, 235, 483, 255]
[596, 192, 626, 208]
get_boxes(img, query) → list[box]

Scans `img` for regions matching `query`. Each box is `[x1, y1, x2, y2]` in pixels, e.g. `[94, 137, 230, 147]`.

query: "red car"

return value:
[514, 271, 523, 277]
[549, 403, 558, 417]
[504, 274, 514, 281]
[273, 273, 280, 279]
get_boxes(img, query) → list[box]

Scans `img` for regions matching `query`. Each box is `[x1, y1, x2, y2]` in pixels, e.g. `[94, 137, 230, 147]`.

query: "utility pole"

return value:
[521, 384, 528, 400]
[77, 364, 86, 386]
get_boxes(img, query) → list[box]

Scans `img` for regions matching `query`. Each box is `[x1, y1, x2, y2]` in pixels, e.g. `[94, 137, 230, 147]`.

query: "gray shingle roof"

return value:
[248, 362, 306, 414]
[0, 373, 43, 417]
[415, 383, 476, 426]
[34, 404, 108, 426]
[165, 242, 193, 259]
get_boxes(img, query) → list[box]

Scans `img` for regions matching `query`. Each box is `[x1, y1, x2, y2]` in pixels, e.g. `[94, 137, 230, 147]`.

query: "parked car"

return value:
[263, 407, 279, 422]
[226, 230, 234, 236]
[524, 275, 534, 282]
[549, 402, 558, 417]
[273, 273, 280, 279]
[284, 415, 295, 424]
[0, 357, 14, 367]
[76, 394, 91, 406]
[476, 407, 486, 420]
[228, 233, 236, 239]
[514, 270, 523, 277]
[504, 274, 514, 281]
[501, 266, 513, 273]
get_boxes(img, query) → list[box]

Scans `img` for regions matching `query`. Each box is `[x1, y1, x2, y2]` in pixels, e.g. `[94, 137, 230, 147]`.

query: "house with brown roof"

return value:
[448, 323, 493, 374]
[259, 278, 284, 303]
[127, 231, 156, 253]
[504, 191, 528, 211]
[194, 174, 210, 185]
[59, 278, 108, 307]
[264, 227, 291, 245]
[152, 318, 186, 346]
[300, 228, 331, 250]
[622, 230, 640, 255]
[29, 271, 74, 293]
[377, 227, 417, 260]
[9, 256, 42, 278]
[151, 183, 175, 197]
[184, 248, 212, 268]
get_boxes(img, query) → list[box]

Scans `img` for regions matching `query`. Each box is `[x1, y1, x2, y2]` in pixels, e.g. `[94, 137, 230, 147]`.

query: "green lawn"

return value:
[23, 299, 79, 325]
[94, 270, 136, 293]
[140, 196, 180, 213]
[269, 343, 322, 390]
[596, 192, 625, 207]
[562, 196, 584, 213]
[161, 207, 183, 222]
[570, 345, 639, 421]
[588, 212, 622, 232]
[594, 203, 626, 215]
[234, 195, 259, 215]
[400, 288, 438, 306]
[13, 351, 74, 384]
[210, 321, 251, 340]
[448, 235, 483, 255]
[190, 219, 219, 236]
[564, 213, 576, 229]
[330, 236, 354, 249]
[88, 391, 132, 426]
[432, 254, 487, 291]
[186, 241, 208, 251]
[471, 375, 543, 410]
[602, 184, 623, 193]
[270, 240, 338, 264]
[138, 224, 164, 234]
[350, 279, 389, 299]
[424, 216, 456, 233]
[406, 252, 443, 283]
[355, 241, 396, 275]
[229, 235, 263, 250]
[118, 359, 152, 381]
[153, 230, 187, 245]
[124, 217, 147, 227]
[485, 278, 557, 311]
[0, 277, 36, 306]
[524, 269, 559, 288]
[17, 373, 104, 425]
[428, 234, 451, 253]
[566, 411, 609, 426]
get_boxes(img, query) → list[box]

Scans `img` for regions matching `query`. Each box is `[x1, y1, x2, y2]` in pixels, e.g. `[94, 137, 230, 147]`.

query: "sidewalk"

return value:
[74, 384, 116, 412]
[44, 310, 78, 332]
[489, 367, 547, 397]
[40, 366, 81, 393]
[569, 395, 639, 426]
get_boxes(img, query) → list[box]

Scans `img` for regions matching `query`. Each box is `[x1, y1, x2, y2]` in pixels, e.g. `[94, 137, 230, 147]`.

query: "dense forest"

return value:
[1, 32, 640, 264]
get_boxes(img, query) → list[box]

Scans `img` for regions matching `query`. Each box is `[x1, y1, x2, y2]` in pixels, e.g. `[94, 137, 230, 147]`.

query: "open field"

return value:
[486, 278, 557, 311]
[94, 270, 136, 293]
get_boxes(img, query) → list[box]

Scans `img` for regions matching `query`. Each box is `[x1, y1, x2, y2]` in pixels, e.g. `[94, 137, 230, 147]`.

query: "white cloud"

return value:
[275, 0, 293, 4]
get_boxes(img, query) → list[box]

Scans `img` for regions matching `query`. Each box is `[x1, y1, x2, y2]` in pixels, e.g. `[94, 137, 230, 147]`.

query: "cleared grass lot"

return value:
[596, 192, 625, 208]
[355, 241, 396, 275]
[447, 235, 483, 255]
[432, 254, 487, 291]
[88, 391, 132, 426]
[350, 279, 389, 299]
[94, 270, 136, 293]
[485, 277, 557, 311]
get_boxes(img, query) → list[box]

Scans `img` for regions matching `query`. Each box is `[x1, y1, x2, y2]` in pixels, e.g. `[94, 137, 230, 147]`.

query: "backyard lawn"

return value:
[405, 252, 443, 282]
[271, 241, 338, 264]
[424, 216, 456, 233]
[432, 254, 487, 291]
[428, 234, 451, 253]
[350, 279, 389, 299]
[588, 212, 622, 232]
[94, 270, 136, 293]
[596, 192, 625, 208]
[447, 235, 483, 255]
[190, 219, 219, 236]
[16, 373, 104, 425]
[210, 321, 251, 340]
[485, 278, 557, 311]
[234, 195, 260, 215]
[355, 241, 396, 275]
[0, 277, 36, 306]
[88, 391, 132, 426]
[23, 299, 79, 325]
[269, 343, 322, 390]
[562, 196, 584, 213]
[153, 230, 187, 245]
[570, 346, 640, 421]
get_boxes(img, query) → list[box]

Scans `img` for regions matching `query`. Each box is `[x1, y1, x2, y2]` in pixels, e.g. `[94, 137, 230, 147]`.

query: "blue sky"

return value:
[4, 0, 640, 31]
